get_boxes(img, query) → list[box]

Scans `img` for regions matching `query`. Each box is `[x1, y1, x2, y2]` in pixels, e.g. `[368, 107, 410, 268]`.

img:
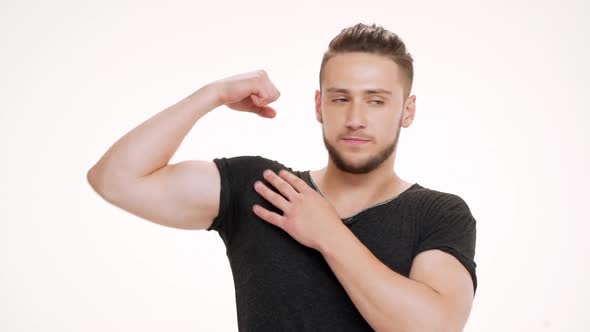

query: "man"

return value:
[88, 23, 477, 331]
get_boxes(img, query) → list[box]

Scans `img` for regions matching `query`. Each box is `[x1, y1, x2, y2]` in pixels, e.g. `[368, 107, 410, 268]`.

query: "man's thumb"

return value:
[257, 106, 276, 118]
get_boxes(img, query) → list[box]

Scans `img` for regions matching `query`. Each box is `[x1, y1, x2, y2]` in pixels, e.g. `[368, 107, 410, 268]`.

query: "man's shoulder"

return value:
[213, 154, 268, 165]
[404, 184, 473, 214]
[213, 155, 300, 177]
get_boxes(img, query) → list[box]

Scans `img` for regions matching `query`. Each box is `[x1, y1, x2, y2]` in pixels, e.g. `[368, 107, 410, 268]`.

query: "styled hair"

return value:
[319, 23, 414, 99]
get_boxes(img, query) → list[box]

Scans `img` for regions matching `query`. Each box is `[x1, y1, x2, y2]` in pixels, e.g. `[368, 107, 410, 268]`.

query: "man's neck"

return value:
[309, 157, 412, 218]
[322, 161, 398, 193]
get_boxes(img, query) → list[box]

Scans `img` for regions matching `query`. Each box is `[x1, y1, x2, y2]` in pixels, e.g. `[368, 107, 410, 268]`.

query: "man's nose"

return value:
[345, 101, 368, 129]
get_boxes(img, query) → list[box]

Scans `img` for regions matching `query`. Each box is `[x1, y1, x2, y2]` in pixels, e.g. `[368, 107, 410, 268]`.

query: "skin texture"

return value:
[252, 52, 474, 331]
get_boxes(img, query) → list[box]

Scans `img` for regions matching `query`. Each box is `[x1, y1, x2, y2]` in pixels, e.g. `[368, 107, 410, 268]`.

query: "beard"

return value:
[322, 120, 402, 175]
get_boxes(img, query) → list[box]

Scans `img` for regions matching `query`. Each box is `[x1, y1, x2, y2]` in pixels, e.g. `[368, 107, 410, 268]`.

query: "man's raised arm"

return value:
[87, 70, 280, 230]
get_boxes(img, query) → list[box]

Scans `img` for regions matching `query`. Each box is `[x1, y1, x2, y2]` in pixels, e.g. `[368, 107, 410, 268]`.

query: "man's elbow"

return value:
[87, 166, 121, 202]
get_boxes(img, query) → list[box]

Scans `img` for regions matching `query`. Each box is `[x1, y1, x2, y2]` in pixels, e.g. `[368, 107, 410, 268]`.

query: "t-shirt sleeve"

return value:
[206, 155, 291, 238]
[415, 192, 478, 292]
[206, 155, 255, 235]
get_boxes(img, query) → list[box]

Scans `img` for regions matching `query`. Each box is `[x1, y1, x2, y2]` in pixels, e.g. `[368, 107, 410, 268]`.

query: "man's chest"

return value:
[229, 209, 419, 282]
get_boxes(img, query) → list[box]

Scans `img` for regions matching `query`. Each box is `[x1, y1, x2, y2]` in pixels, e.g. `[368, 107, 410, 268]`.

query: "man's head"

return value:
[319, 23, 414, 100]
[315, 23, 416, 175]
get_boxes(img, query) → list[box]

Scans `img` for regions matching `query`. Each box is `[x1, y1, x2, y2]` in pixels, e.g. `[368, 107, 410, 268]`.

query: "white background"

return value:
[1, 0, 589, 331]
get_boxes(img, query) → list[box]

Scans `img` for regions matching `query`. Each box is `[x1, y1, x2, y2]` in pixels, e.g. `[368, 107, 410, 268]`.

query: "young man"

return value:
[88, 23, 477, 331]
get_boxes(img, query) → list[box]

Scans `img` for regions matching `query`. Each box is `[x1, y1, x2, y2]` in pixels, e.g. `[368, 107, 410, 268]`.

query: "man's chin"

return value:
[323, 137, 394, 174]
[332, 157, 376, 174]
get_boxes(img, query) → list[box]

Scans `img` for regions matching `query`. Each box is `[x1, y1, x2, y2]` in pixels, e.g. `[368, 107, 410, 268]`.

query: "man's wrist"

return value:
[318, 223, 354, 256]
[188, 83, 225, 112]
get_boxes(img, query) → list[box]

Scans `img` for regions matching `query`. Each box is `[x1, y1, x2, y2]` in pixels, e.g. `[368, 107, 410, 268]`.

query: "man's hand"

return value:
[252, 169, 344, 251]
[209, 69, 280, 118]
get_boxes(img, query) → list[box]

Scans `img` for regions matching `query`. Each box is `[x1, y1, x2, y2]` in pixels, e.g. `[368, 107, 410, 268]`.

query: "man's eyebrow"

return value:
[325, 88, 392, 95]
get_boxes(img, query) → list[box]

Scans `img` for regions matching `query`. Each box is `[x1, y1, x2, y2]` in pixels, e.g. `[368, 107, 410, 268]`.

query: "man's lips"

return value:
[341, 137, 371, 145]
[341, 136, 371, 142]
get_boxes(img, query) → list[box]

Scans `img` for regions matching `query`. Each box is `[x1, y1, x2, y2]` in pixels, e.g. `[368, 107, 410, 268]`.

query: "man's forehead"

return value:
[323, 57, 402, 89]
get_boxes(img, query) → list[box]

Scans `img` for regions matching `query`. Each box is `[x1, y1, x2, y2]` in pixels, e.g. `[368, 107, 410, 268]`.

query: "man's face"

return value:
[315, 52, 415, 174]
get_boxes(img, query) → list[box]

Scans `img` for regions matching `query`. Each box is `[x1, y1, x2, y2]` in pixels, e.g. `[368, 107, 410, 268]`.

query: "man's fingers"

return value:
[251, 94, 267, 107]
[221, 69, 280, 118]
[251, 87, 279, 106]
[262, 169, 299, 200]
[255, 69, 280, 101]
[254, 180, 290, 213]
[278, 170, 310, 193]
[258, 107, 276, 118]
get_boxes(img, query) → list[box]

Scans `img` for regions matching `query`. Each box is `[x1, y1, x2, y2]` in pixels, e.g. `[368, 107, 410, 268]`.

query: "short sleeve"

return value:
[415, 193, 478, 292]
[206, 157, 232, 233]
[206, 155, 289, 238]
[207, 156, 261, 235]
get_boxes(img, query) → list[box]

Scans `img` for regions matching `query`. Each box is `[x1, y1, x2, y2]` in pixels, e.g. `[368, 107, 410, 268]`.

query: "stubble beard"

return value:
[322, 121, 402, 175]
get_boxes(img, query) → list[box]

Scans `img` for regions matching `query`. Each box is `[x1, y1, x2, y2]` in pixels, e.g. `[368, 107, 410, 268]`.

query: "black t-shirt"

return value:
[207, 155, 477, 331]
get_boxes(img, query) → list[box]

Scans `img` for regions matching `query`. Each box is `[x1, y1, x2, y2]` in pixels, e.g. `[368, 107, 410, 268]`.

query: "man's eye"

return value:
[331, 98, 383, 104]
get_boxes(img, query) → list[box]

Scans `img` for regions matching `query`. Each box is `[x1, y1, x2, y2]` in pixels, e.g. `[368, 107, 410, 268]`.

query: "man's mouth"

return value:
[341, 137, 371, 144]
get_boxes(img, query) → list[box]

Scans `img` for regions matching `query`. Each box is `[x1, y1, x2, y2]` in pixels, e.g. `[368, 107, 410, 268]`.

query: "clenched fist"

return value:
[210, 70, 281, 118]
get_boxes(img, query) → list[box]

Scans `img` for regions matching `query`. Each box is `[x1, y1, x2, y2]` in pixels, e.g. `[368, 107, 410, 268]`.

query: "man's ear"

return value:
[402, 95, 416, 128]
[315, 89, 323, 124]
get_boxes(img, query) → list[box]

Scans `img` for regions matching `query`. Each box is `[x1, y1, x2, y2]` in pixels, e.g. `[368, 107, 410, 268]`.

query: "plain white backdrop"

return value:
[1, 0, 589, 331]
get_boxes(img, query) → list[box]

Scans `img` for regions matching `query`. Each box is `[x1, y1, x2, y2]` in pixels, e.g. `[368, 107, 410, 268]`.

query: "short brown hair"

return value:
[319, 23, 414, 99]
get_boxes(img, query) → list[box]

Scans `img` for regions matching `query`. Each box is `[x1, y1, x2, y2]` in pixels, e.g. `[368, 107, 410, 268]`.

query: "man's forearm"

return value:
[319, 224, 453, 332]
[88, 84, 221, 188]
